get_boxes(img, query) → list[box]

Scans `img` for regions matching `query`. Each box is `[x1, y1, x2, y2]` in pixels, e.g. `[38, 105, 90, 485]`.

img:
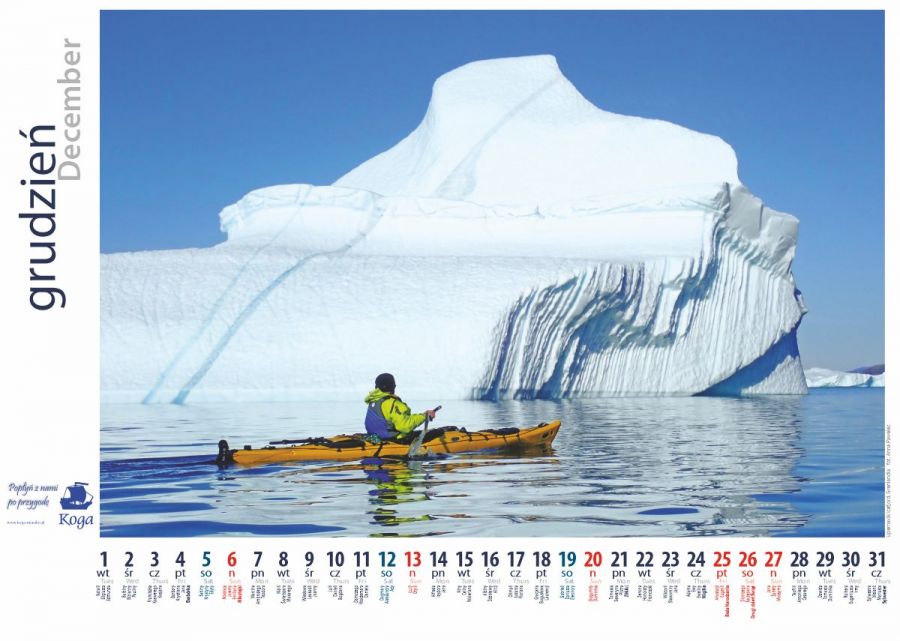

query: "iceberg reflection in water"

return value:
[100, 390, 883, 537]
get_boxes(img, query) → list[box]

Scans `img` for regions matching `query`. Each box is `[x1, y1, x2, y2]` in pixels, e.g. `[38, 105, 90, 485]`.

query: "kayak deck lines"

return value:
[216, 421, 561, 466]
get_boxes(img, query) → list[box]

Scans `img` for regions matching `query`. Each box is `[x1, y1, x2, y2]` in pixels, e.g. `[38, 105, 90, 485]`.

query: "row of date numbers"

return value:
[100, 550, 886, 570]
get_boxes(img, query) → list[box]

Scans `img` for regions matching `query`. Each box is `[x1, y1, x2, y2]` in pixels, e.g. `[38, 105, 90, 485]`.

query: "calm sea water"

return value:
[100, 389, 884, 537]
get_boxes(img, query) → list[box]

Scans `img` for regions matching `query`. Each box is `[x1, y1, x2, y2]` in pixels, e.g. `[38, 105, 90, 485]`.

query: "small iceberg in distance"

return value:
[804, 367, 884, 388]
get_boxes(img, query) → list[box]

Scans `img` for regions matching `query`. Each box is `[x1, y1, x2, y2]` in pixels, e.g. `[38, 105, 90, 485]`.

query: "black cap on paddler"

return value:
[375, 373, 396, 394]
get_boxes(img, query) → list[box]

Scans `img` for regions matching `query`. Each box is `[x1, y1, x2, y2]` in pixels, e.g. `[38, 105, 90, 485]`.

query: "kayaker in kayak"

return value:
[364, 373, 437, 443]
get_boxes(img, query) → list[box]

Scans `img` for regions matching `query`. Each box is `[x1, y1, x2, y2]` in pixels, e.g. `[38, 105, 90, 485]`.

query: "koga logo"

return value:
[59, 481, 94, 529]
[60, 481, 93, 509]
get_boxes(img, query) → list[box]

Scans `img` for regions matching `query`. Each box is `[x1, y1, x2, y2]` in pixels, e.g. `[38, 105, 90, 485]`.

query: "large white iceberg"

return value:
[101, 55, 807, 403]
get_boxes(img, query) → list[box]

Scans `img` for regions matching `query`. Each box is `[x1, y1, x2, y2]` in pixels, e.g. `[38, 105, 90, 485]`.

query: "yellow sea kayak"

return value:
[217, 421, 561, 466]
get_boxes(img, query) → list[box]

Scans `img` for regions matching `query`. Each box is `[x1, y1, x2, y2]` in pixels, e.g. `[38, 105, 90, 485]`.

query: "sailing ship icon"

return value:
[60, 482, 94, 510]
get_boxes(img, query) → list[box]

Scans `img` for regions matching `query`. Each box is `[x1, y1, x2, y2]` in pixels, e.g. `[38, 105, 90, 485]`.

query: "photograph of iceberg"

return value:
[100, 10, 884, 537]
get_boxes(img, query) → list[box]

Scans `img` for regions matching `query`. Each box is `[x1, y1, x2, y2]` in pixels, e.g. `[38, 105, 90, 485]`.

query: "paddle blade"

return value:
[407, 417, 429, 459]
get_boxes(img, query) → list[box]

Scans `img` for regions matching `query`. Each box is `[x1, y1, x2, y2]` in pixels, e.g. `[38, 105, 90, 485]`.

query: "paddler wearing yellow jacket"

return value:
[364, 373, 437, 443]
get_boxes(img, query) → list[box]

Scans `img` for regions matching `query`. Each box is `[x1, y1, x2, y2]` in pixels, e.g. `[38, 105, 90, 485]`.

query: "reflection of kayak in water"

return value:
[217, 421, 561, 466]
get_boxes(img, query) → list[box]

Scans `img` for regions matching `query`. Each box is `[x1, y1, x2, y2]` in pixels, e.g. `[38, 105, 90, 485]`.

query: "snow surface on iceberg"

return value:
[101, 55, 807, 403]
[335, 55, 739, 205]
[805, 368, 884, 388]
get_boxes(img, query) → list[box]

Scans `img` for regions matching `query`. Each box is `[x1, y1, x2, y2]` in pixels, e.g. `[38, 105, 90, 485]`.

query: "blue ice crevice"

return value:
[476, 219, 806, 399]
[144, 200, 384, 404]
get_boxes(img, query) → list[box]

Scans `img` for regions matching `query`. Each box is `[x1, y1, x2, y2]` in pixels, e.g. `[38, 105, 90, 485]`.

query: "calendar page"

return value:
[0, 2, 894, 639]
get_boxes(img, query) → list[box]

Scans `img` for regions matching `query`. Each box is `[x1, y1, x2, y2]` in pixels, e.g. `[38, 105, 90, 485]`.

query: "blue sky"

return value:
[101, 10, 884, 371]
